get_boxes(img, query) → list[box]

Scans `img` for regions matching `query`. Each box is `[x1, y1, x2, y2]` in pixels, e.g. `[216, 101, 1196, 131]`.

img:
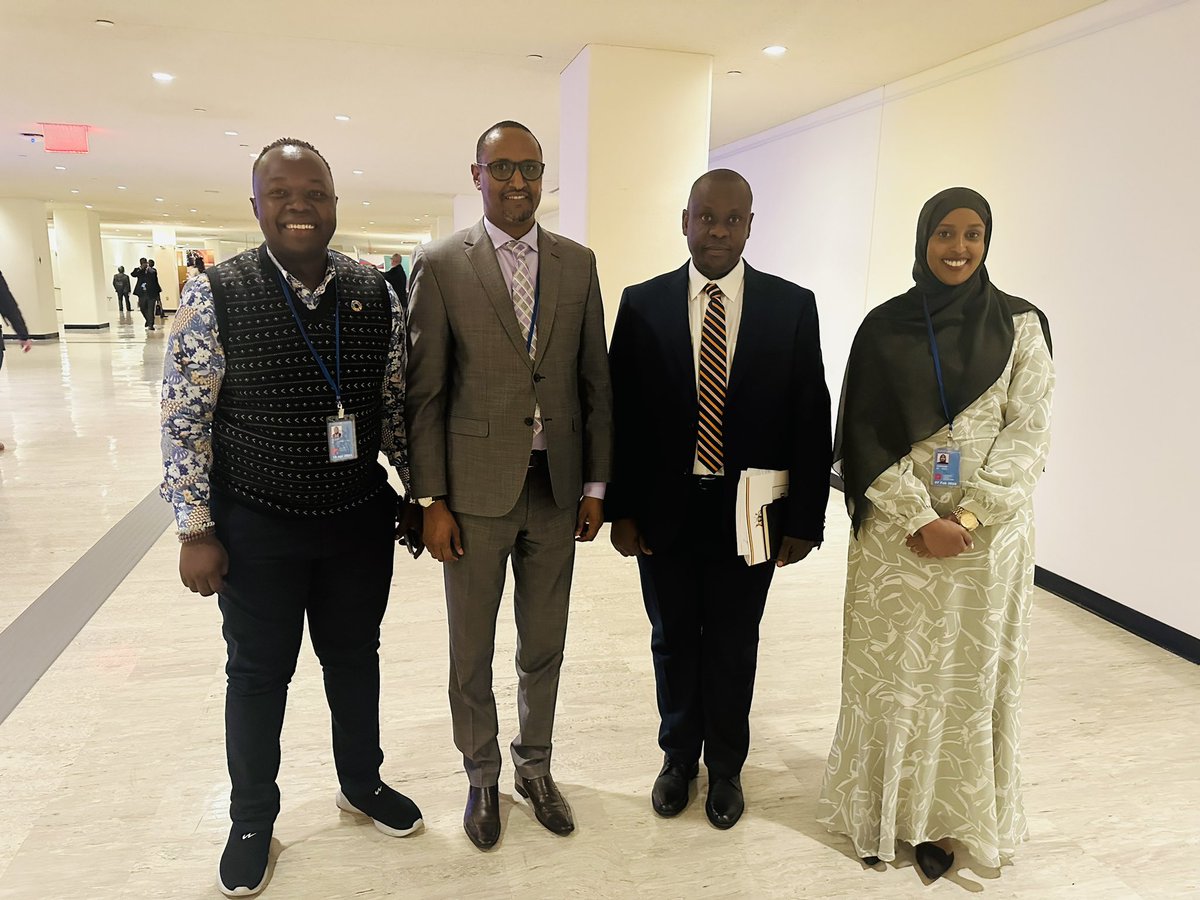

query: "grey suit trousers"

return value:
[444, 458, 577, 787]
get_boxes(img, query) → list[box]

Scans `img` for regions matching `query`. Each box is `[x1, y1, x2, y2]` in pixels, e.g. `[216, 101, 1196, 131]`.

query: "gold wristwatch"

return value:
[954, 507, 979, 532]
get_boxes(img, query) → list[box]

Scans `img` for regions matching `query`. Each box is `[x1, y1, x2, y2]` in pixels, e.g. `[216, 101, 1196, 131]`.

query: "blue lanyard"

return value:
[275, 269, 343, 415]
[921, 295, 954, 439]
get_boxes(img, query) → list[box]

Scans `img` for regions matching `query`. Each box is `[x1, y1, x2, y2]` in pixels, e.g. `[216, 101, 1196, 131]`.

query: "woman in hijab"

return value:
[817, 187, 1054, 882]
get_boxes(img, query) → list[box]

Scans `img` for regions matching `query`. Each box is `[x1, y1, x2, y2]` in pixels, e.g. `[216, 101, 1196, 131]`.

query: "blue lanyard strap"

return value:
[921, 295, 954, 437]
[275, 269, 342, 415]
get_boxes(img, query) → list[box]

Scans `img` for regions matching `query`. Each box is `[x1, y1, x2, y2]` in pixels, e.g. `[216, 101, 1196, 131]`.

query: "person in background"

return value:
[160, 137, 423, 897]
[818, 187, 1054, 882]
[113, 265, 132, 313]
[384, 252, 407, 308]
[0, 268, 34, 452]
[606, 169, 831, 830]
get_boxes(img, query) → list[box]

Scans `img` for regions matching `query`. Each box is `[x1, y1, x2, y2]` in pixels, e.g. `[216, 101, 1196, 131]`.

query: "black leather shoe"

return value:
[514, 773, 574, 836]
[914, 842, 955, 881]
[704, 776, 744, 829]
[862, 855, 881, 866]
[463, 785, 500, 850]
[651, 757, 698, 817]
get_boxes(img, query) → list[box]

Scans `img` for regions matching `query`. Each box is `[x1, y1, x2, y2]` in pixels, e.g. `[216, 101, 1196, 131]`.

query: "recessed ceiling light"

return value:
[193, 107, 207, 113]
[369, 221, 375, 225]
[162, 213, 170, 217]
[94, 18, 115, 27]
[70, 189, 80, 194]
[117, 185, 127, 190]
[334, 115, 351, 122]
[527, 53, 544, 60]
[726, 69, 743, 76]
[762, 45, 787, 57]
[84, 204, 93, 209]
[189, 208, 197, 213]
[54, 165, 66, 171]
[224, 130, 238, 136]
[152, 72, 175, 82]
[155, 197, 165, 202]
[248, 152, 256, 158]
[200, 220, 206, 223]
[362, 201, 371, 206]
[352, 170, 364, 175]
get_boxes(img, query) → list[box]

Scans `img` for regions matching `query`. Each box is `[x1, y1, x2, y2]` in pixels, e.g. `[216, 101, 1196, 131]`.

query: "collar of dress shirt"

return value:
[264, 244, 335, 310]
[688, 257, 745, 304]
[484, 217, 539, 254]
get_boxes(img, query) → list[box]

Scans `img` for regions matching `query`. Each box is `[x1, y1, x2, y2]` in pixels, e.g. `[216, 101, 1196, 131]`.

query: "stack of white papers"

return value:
[735, 468, 789, 565]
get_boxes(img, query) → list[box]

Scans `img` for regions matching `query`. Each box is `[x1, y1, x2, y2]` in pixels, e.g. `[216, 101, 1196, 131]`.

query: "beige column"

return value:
[151, 226, 180, 312]
[559, 45, 712, 331]
[452, 193, 481, 232]
[52, 207, 110, 329]
[0, 199, 58, 339]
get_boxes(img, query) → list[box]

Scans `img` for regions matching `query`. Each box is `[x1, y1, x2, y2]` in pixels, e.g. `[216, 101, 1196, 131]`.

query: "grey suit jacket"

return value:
[406, 219, 613, 517]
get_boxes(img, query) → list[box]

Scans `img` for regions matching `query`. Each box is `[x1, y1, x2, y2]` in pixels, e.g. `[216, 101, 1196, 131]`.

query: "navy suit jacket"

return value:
[606, 261, 832, 550]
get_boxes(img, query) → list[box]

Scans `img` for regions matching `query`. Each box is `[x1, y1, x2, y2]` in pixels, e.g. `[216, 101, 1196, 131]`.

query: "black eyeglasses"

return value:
[477, 159, 545, 181]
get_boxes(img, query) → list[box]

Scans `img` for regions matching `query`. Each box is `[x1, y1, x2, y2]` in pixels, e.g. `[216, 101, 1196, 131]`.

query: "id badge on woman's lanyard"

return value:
[276, 270, 357, 463]
[923, 296, 960, 488]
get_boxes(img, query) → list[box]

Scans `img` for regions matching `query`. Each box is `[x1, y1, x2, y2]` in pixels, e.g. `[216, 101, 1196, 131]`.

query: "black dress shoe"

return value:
[861, 856, 881, 866]
[514, 773, 574, 836]
[651, 757, 698, 817]
[704, 776, 744, 829]
[914, 842, 955, 881]
[463, 785, 500, 850]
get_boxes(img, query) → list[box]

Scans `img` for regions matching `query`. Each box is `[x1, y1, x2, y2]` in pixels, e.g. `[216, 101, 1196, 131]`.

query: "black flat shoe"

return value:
[651, 757, 698, 817]
[914, 842, 955, 881]
[514, 773, 574, 836]
[463, 785, 500, 850]
[704, 776, 744, 829]
[861, 855, 881, 866]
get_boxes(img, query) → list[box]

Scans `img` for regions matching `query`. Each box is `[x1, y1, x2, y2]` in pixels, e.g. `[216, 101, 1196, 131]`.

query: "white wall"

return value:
[712, 0, 1200, 638]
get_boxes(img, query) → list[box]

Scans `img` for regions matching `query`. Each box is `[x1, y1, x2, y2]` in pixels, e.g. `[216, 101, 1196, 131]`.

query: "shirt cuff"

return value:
[904, 508, 942, 537]
[583, 481, 606, 500]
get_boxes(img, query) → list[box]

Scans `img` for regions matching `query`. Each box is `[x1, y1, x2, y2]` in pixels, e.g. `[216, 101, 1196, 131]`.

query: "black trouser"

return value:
[117, 291, 131, 312]
[213, 487, 397, 828]
[138, 294, 155, 327]
[636, 476, 775, 779]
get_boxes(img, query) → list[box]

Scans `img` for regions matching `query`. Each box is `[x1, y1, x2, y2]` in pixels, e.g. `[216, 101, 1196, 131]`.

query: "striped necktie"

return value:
[506, 240, 537, 357]
[697, 281, 727, 473]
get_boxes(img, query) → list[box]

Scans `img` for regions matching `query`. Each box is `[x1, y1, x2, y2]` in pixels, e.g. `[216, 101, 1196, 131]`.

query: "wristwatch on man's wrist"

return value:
[417, 495, 446, 508]
[953, 506, 979, 532]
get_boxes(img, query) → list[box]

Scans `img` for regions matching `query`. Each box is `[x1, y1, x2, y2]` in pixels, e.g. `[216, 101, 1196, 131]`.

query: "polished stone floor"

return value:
[0, 308, 1197, 899]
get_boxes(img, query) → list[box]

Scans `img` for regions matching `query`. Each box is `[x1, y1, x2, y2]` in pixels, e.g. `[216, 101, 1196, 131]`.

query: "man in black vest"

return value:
[160, 138, 423, 897]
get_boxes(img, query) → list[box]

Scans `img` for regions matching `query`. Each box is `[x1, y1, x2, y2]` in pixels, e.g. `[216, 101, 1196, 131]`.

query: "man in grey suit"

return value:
[406, 120, 612, 850]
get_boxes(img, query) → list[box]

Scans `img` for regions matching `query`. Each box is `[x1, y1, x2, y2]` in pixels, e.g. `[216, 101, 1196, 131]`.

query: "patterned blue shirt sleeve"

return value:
[159, 274, 225, 535]
[379, 281, 411, 495]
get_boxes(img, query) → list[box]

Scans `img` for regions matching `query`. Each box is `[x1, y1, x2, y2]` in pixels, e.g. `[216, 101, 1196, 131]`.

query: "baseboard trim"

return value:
[63, 323, 111, 331]
[1035, 567, 1199, 665]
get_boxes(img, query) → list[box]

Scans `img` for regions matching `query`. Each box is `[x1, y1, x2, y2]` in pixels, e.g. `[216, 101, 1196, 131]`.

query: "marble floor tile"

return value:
[1, 312, 1198, 898]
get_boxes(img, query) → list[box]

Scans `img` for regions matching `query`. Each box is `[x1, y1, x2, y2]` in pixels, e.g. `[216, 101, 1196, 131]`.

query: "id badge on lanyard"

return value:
[923, 296, 960, 489]
[277, 269, 358, 463]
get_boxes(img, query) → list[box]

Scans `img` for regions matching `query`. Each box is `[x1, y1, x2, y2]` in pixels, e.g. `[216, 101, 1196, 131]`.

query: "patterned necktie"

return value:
[505, 239, 542, 436]
[506, 240, 537, 357]
[697, 282, 727, 473]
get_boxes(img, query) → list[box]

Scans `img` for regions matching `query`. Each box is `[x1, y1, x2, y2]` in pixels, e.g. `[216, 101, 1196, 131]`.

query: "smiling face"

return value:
[250, 145, 337, 267]
[472, 126, 542, 239]
[683, 173, 754, 280]
[925, 207, 986, 286]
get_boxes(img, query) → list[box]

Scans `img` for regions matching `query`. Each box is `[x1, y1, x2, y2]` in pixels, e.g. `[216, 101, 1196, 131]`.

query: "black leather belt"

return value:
[694, 473, 723, 491]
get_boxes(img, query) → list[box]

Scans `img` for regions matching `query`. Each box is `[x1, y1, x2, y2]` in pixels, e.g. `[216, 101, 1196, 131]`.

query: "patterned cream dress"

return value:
[818, 311, 1054, 867]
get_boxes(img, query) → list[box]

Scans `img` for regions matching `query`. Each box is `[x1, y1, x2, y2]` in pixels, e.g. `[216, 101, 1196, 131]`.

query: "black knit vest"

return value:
[208, 245, 391, 517]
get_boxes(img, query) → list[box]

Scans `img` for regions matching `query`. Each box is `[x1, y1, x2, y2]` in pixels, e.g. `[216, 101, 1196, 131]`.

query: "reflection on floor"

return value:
[1, 308, 1198, 899]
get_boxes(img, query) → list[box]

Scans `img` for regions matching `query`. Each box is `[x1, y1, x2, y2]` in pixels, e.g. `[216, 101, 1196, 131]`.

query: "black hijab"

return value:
[834, 187, 1051, 532]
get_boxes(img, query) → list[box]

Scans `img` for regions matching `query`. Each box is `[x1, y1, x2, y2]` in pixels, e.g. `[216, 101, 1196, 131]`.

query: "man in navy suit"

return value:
[607, 169, 831, 829]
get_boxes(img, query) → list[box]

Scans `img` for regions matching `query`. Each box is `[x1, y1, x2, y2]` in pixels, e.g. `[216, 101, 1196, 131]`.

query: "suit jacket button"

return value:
[524, 417, 534, 426]
[533, 373, 544, 382]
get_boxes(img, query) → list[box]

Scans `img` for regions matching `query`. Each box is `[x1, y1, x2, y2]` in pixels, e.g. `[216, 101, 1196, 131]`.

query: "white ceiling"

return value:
[1, 0, 1106, 250]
